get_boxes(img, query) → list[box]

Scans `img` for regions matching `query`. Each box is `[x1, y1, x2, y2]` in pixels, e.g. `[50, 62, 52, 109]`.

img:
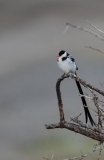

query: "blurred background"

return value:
[0, 0, 104, 159]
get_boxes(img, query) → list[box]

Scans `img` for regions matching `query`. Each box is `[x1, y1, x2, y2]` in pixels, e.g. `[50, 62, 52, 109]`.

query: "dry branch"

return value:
[64, 144, 104, 160]
[71, 75, 104, 96]
[45, 74, 104, 143]
[56, 74, 65, 123]
[43, 144, 104, 160]
[85, 46, 104, 54]
[65, 23, 104, 41]
[45, 21, 104, 160]
[45, 121, 104, 142]
[86, 20, 104, 34]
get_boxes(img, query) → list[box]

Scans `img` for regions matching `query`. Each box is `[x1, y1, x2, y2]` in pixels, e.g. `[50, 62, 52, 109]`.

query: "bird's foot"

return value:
[68, 72, 76, 78]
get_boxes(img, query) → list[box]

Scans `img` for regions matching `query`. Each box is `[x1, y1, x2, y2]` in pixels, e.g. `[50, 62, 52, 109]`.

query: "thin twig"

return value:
[86, 20, 104, 34]
[85, 46, 104, 54]
[99, 105, 104, 116]
[92, 93, 102, 128]
[63, 25, 69, 34]
[51, 154, 54, 160]
[71, 75, 104, 96]
[66, 23, 104, 41]
[79, 93, 93, 100]
[70, 116, 104, 134]
[97, 144, 103, 160]
[67, 144, 104, 160]
[99, 100, 104, 104]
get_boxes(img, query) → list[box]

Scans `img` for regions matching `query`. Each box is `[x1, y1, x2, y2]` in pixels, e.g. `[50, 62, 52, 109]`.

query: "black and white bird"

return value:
[57, 50, 95, 126]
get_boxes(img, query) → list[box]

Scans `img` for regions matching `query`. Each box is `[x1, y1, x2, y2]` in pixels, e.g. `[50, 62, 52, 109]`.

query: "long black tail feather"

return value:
[75, 80, 95, 126]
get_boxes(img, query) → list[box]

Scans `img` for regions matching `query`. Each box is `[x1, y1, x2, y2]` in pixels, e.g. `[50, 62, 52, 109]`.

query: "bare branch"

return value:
[63, 25, 69, 34]
[86, 20, 104, 34]
[45, 20, 104, 159]
[71, 75, 104, 96]
[66, 144, 104, 160]
[56, 74, 65, 123]
[65, 23, 104, 41]
[79, 93, 93, 101]
[85, 46, 104, 54]
[45, 74, 104, 142]
[45, 121, 104, 142]
[99, 105, 104, 117]
[92, 93, 102, 128]
[97, 144, 103, 160]
[70, 116, 104, 134]
[43, 145, 104, 160]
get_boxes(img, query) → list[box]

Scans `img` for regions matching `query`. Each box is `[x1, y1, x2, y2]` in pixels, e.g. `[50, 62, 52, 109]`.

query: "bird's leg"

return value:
[67, 72, 71, 79]
[68, 72, 76, 78]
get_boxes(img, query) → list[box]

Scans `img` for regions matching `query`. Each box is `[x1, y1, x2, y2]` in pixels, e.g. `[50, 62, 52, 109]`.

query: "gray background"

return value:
[0, 0, 104, 160]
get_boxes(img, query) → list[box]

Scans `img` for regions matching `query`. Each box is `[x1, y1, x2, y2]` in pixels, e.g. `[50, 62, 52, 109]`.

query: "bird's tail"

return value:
[75, 80, 95, 126]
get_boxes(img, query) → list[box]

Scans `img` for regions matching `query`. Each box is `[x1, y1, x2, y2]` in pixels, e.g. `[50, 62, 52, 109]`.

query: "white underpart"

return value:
[57, 53, 77, 74]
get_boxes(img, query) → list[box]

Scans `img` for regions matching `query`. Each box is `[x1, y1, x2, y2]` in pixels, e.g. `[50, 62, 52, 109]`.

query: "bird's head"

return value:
[57, 50, 70, 62]
[57, 50, 69, 58]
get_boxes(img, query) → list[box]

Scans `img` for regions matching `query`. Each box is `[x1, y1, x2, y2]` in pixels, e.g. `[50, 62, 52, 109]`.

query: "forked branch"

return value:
[45, 74, 104, 142]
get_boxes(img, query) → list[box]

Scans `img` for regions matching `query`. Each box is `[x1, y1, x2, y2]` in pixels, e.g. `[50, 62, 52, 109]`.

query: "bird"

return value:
[57, 50, 95, 126]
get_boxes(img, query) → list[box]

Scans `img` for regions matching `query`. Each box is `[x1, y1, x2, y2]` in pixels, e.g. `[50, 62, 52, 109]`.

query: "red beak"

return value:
[57, 55, 60, 58]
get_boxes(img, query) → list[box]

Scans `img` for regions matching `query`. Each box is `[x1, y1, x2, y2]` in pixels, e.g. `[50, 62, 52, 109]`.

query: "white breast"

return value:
[57, 57, 76, 74]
